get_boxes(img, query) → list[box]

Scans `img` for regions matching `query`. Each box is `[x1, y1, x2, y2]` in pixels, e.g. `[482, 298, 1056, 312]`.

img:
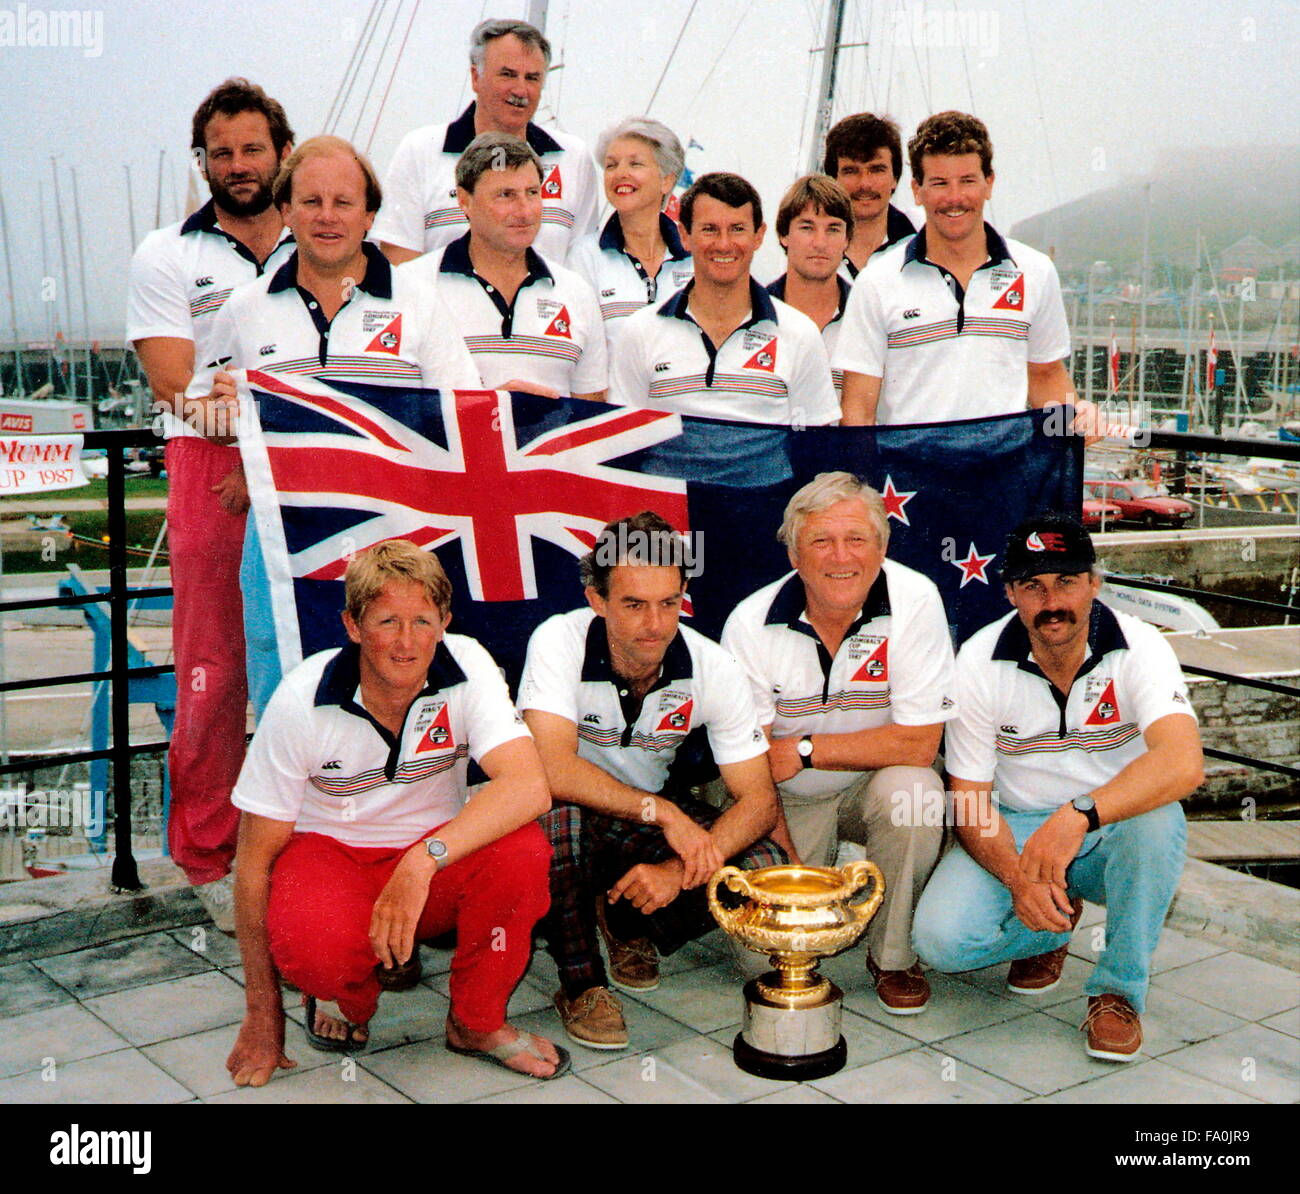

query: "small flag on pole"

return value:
[1206, 324, 1218, 392]
[1107, 323, 1119, 394]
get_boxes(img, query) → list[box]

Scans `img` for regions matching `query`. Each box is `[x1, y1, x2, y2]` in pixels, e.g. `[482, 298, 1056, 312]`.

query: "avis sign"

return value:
[0, 435, 89, 494]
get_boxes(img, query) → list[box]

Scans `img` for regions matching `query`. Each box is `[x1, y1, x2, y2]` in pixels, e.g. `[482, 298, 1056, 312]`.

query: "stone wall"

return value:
[1187, 675, 1300, 812]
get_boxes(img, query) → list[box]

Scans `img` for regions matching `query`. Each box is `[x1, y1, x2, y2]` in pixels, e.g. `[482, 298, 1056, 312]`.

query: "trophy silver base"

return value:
[733, 976, 849, 1081]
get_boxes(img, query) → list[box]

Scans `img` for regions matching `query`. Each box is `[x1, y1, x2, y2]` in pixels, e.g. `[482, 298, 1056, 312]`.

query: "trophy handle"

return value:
[706, 865, 752, 934]
[841, 859, 886, 929]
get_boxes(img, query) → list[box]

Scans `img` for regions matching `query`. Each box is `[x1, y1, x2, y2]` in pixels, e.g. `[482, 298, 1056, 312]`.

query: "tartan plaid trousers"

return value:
[539, 793, 786, 997]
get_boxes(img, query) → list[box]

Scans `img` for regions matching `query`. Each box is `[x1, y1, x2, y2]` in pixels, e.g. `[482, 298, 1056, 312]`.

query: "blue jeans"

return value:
[241, 518, 283, 722]
[912, 802, 1186, 1012]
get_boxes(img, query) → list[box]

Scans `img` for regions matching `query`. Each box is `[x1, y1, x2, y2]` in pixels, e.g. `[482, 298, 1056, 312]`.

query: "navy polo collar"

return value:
[884, 203, 916, 249]
[658, 276, 778, 326]
[766, 273, 851, 322]
[180, 199, 220, 236]
[764, 568, 892, 641]
[598, 211, 689, 260]
[438, 231, 552, 284]
[579, 614, 694, 686]
[441, 102, 563, 156]
[267, 240, 393, 299]
[314, 639, 468, 711]
[903, 221, 1015, 270]
[992, 599, 1128, 668]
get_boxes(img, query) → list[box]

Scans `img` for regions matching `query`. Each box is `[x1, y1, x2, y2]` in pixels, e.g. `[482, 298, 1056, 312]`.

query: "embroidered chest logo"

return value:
[543, 304, 573, 339]
[258, 344, 277, 356]
[1084, 678, 1121, 726]
[654, 691, 693, 733]
[742, 336, 778, 372]
[542, 166, 563, 198]
[364, 313, 403, 355]
[991, 271, 1025, 311]
[412, 699, 455, 753]
[194, 276, 214, 288]
[849, 637, 888, 683]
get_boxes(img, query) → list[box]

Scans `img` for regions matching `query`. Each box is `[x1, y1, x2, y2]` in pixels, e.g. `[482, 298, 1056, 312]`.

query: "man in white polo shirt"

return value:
[400, 132, 606, 401]
[191, 136, 482, 722]
[374, 18, 597, 265]
[608, 172, 839, 428]
[722, 472, 953, 1013]
[836, 111, 1073, 426]
[518, 511, 785, 1050]
[766, 175, 855, 399]
[225, 540, 567, 1086]
[126, 78, 295, 929]
[913, 513, 1204, 1062]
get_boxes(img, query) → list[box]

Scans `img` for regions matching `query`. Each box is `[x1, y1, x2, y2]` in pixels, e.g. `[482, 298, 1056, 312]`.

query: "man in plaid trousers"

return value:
[518, 511, 787, 1050]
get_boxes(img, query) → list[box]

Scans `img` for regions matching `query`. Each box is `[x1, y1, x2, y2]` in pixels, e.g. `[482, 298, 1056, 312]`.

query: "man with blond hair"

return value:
[722, 472, 955, 1014]
[190, 134, 481, 717]
[226, 539, 568, 1085]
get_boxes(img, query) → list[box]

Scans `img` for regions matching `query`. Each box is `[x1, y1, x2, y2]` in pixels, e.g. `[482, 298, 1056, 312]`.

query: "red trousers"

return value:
[164, 437, 247, 884]
[265, 823, 552, 1031]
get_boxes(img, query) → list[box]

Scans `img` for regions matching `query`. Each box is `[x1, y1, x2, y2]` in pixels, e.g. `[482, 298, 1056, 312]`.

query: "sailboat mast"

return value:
[809, 0, 848, 173]
[0, 171, 26, 394]
[50, 158, 76, 398]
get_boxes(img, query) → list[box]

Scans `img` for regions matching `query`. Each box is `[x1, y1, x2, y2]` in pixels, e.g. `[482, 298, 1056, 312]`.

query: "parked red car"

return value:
[1082, 498, 1125, 531]
[1083, 480, 1194, 528]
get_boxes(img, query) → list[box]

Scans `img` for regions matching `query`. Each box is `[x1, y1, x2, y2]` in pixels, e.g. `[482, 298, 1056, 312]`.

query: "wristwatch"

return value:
[1070, 795, 1100, 833]
[796, 736, 815, 769]
[424, 838, 449, 869]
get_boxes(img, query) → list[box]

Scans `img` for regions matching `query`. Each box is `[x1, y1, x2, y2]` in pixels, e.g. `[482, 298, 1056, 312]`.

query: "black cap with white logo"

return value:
[1002, 511, 1096, 583]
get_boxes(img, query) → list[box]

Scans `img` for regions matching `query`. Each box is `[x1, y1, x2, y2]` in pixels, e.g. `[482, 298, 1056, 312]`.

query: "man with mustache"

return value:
[375, 18, 597, 265]
[126, 78, 295, 931]
[822, 113, 916, 279]
[912, 513, 1204, 1062]
[835, 111, 1074, 427]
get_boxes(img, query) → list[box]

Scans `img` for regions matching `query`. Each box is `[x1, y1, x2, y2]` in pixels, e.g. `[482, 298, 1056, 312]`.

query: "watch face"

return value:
[427, 839, 447, 859]
[798, 738, 813, 757]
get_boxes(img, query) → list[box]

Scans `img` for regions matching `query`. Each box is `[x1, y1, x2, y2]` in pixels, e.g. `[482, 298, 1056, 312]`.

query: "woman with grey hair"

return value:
[569, 116, 694, 353]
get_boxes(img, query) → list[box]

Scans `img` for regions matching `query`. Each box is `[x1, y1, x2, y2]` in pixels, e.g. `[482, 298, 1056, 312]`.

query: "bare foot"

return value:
[304, 996, 370, 1047]
[445, 1016, 563, 1078]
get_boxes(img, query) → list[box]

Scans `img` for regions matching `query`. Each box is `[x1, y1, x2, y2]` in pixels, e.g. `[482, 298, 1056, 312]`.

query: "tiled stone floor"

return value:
[1, 908, 1296, 1104]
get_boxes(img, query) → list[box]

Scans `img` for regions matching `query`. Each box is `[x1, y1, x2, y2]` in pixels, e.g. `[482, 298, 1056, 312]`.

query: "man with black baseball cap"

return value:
[913, 512, 1204, 1062]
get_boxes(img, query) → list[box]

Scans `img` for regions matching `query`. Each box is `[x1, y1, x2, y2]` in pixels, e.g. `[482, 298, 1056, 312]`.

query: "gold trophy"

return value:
[708, 860, 884, 1080]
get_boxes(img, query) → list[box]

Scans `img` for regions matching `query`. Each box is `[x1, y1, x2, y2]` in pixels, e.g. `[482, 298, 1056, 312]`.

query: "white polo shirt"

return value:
[569, 213, 694, 355]
[126, 199, 294, 438]
[608, 279, 840, 426]
[400, 233, 607, 395]
[833, 223, 1071, 425]
[232, 634, 531, 848]
[371, 103, 598, 263]
[766, 273, 851, 398]
[518, 607, 767, 794]
[722, 560, 957, 798]
[188, 242, 482, 401]
[945, 602, 1197, 814]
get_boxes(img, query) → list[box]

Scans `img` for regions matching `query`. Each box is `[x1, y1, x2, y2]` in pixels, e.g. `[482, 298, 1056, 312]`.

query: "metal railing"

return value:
[0, 424, 1295, 889]
[0, 429, 172, 889]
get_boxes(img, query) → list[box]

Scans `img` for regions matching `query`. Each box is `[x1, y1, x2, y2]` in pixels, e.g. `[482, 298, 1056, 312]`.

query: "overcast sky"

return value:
[1, 0, 1297, 342]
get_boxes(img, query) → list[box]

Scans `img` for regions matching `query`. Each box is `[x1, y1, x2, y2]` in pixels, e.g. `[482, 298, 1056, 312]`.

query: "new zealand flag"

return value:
[239, 370, 1081, 689]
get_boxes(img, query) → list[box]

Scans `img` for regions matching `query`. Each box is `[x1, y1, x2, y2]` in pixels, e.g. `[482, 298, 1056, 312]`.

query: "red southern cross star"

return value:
[952, 543, 995, 587]
[879, 475, 915, 524]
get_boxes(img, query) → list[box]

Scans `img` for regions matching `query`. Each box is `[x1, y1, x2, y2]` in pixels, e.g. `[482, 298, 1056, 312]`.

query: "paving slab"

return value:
[0, 1047, 192, 1103]
[843, 969, 1035, 1044]
[33, 930, 213, 998]
[82, 970, 248, 1046]
[1158, 1024, 1300, 1104]
[511, 1000, 697, 1071]
[1151, 950, 1300, 1020]
[0, 1001, 130, 1079]
[811, 1045, 1033, 1103]
[627, 959, 748, 1034]
[956, 954, 1098, 1010]
[1262, 1007, 1300, 1040]
[167, 925, 243, 968]
[578, 1034, 795, 1104]
[1034, 1057, 1265, 1104]
[0, 959, 74, 1017]
[470, 1074, 620, 1104]
[143, 1022, 337, 1099]
[206, 1061, 413, 1104]
[748, 1084, 843, 1104]
[358, 1035, 555, 1103]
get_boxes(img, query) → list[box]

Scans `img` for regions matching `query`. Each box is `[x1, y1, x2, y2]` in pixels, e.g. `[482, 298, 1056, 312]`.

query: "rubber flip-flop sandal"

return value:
[302, 995, 369, 1055]
[446, 1031, 571, 1080]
